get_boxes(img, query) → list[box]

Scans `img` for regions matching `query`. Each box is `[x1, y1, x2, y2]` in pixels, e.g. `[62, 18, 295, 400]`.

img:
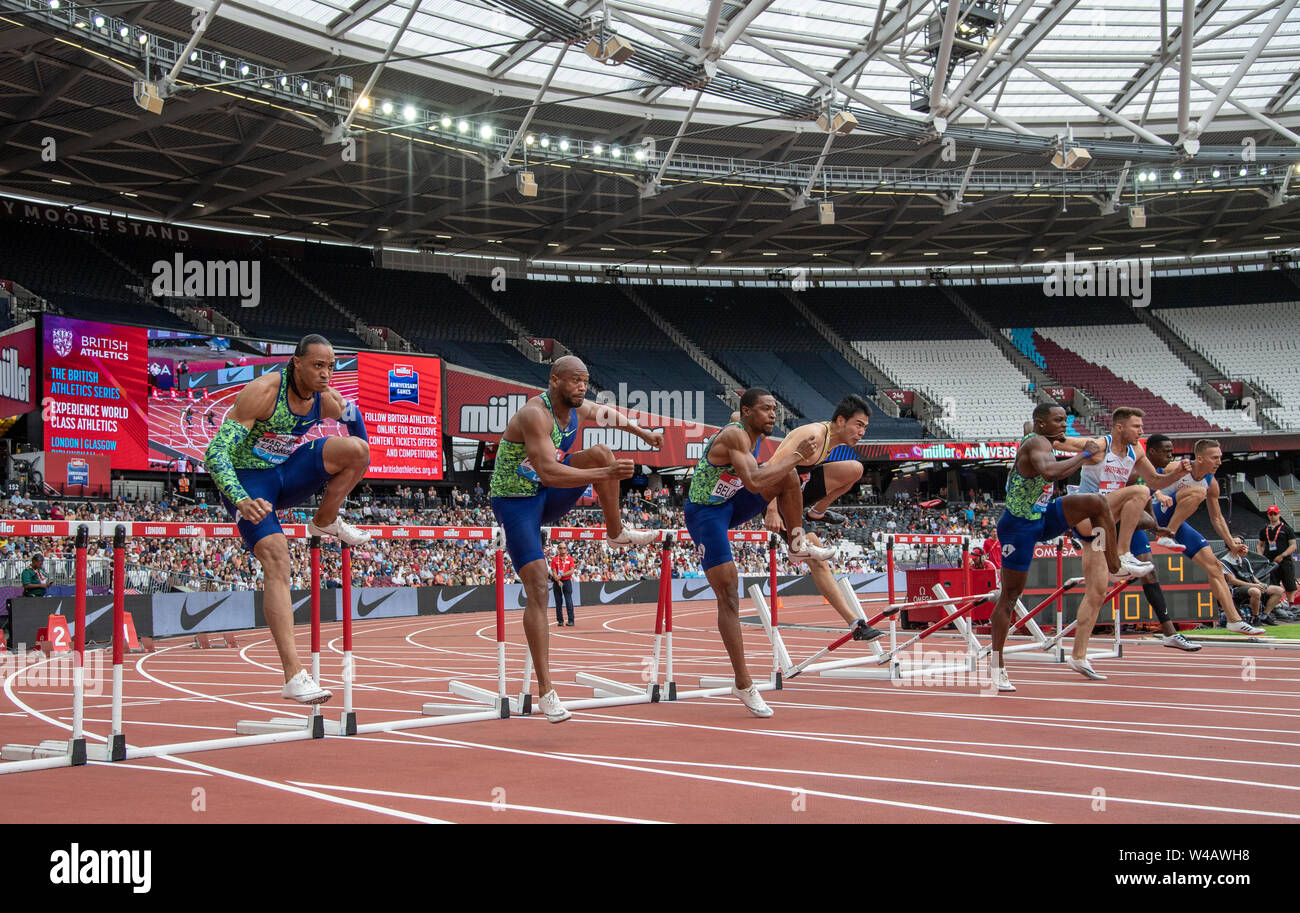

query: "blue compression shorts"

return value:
[491, 484, 588, 572]
[1153, 501, 1209, 557]
[221, 437, 334, 551]
[683, 489, 769, 572]
[995, 498, 1069, 573]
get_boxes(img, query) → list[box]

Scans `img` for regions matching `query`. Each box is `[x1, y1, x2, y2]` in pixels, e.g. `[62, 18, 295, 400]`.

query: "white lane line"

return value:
[3, 666, 452, 824]
[554, 751, 1300, 820]
[759, 699, 1300, 747]
[288, 781, 664, 824]
[375, 729, 1043, 823]
[565, 712, 1300, 796]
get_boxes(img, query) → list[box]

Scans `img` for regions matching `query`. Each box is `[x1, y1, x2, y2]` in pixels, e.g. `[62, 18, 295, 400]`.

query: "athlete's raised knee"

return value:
[585, 443, 614, 465]
[347, 436, 370, 465]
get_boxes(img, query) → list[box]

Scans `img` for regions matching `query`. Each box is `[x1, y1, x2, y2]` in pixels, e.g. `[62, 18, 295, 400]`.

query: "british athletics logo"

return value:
[388, 364, 419, 404]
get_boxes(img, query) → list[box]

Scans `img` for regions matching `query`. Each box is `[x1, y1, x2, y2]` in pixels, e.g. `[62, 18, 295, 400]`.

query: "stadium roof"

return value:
[0, 0, 1297, 268]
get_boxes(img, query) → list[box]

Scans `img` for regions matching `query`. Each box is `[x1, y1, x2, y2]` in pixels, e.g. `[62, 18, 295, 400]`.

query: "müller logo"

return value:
[0, 345, 32, 402]
[388, 364, 419, 404]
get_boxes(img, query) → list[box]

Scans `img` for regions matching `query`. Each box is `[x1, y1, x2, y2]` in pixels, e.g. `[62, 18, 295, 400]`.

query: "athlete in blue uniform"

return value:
[489, 355, 662, 723]
[205, 334, 371, 704]
[683, 388, 824, 718]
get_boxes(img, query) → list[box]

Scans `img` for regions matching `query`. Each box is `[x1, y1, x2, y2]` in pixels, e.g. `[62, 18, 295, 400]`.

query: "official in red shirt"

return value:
[548, 543, 576, 626]
[982, 532, 1002, 570]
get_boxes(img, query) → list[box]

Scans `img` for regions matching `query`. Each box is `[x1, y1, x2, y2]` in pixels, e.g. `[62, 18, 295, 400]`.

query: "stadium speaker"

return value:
[818, 201, 835, 225]
[601, 36, 635, 64]
[516, 170, 538, 198]
[816, 110, 859, 136]
[586, 35, 634, 65]
[133, 80, 164, 115]
[1051, 146, 1093, 170]
[1127, 205, 1147, 228]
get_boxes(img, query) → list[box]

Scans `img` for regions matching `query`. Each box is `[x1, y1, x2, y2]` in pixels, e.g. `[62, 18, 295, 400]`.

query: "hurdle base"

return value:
[0, 737, 90, 764]
[340, 711, 357, 736]
[235, 715, 330, 737]
[698, 675, 735, 689]
[445, 679, 513, 717]
[672, 680, 779, 701]
[106, 733, 126, 762]
[991, 644, 1121, 664]
[2, 740, 71, 761]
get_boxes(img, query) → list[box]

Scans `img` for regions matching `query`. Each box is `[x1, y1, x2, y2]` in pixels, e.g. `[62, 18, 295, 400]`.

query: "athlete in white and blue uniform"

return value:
[1066, 409, 1196, 656]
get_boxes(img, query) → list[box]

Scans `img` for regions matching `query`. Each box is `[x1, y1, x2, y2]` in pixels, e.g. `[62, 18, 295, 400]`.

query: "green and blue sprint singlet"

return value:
[488, 392, 580, 498]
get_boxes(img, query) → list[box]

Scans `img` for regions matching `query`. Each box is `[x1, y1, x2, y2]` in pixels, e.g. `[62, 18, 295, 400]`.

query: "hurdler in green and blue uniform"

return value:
[204, 333, 372, 705]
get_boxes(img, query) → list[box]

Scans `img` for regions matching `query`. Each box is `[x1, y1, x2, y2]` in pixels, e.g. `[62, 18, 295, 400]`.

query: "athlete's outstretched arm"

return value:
[577, 399, 663, 449]
[1025, 435, 1103, 482]
[521, 407, 632, 488]
[723, 430, 816, 494]
[1132, 445, 1190, 488]
[1054, 437, 1105, 465]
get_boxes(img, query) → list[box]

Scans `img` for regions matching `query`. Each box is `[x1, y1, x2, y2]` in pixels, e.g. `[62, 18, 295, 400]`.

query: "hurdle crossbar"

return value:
[774, 535, 994, 682]
[811, 583, 993, 679]
[982, 540, 1133, 664]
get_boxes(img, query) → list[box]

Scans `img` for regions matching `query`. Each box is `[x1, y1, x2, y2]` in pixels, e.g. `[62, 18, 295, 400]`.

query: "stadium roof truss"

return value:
[0, 0, 1297, 268]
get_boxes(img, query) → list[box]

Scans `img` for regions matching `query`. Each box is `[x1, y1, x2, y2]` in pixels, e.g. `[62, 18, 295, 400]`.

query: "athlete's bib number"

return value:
[711, 472, 743, 502]
[1099, 480, 1123, 492]
[1034, 484, 1053, 509]
[518, 449, 565, 483]
[252, 433, 298, 465]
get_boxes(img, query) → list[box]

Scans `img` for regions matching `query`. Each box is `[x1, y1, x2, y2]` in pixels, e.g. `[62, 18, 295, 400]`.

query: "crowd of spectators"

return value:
[0, 487, 1000, 593]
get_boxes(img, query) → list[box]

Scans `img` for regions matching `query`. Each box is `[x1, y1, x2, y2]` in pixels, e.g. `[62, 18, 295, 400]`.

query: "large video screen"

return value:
[43, 315, 150, 469]
[355, 351, 443, 479]
[146, 347, 443, 480]
[44, 316, 443, 479]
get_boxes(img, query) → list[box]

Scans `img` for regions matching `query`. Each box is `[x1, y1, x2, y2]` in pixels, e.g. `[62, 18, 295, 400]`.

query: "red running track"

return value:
[2, 597, 1298, 823]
